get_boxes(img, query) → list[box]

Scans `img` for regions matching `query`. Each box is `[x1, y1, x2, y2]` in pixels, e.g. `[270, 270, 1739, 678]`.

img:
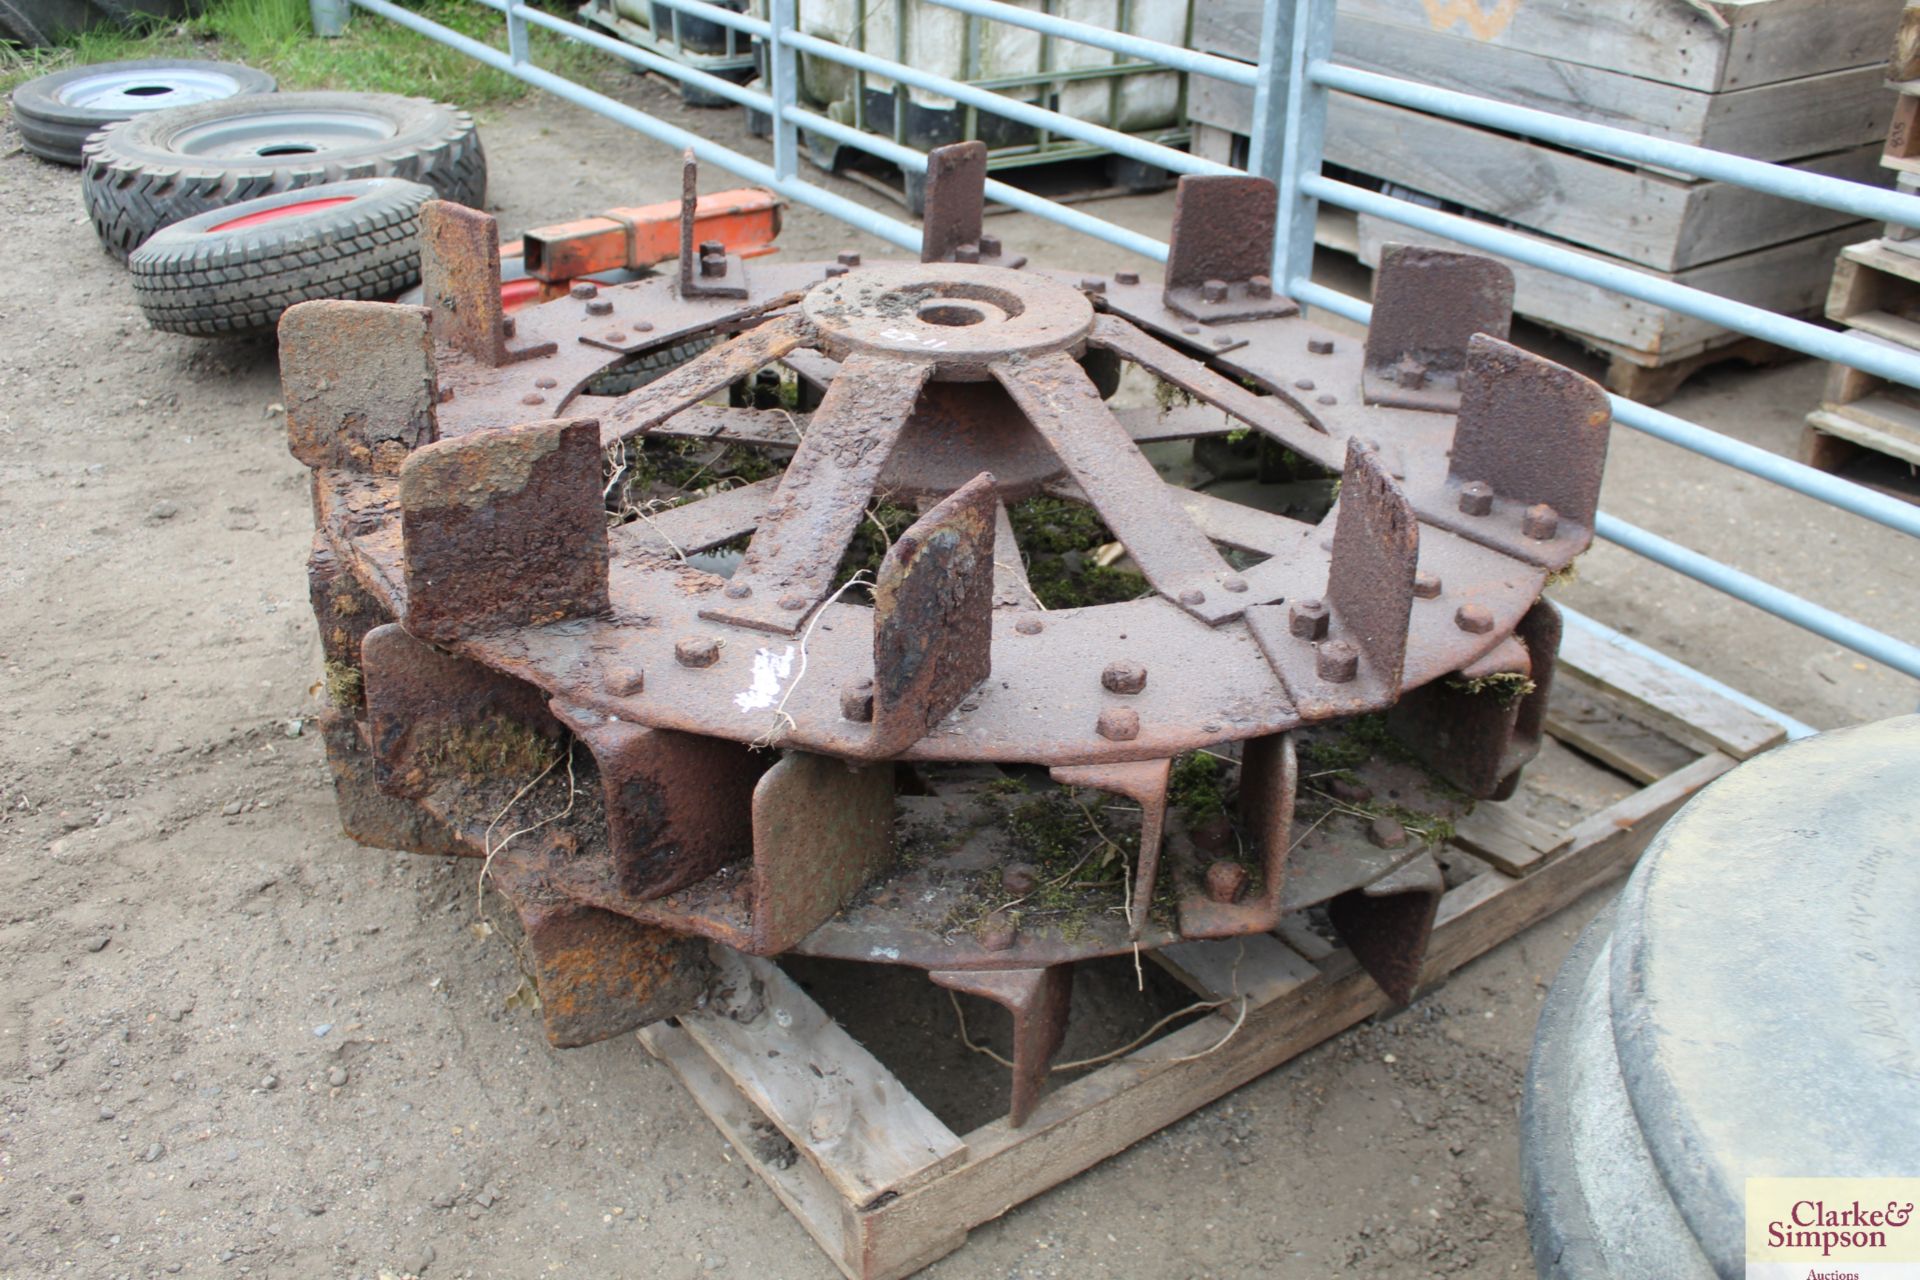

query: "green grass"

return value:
[2, 0, 606, 105]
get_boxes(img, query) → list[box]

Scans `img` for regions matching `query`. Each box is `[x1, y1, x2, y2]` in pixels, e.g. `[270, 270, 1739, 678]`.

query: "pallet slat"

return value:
[675, 949, 968, 1208]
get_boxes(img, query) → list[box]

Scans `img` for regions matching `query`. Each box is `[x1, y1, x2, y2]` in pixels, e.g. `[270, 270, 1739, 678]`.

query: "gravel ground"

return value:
[1, 58, 1914, 1280]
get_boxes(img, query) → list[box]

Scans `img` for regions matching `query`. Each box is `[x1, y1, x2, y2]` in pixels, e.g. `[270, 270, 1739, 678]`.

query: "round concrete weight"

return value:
[1522, 715, 1920, 1279]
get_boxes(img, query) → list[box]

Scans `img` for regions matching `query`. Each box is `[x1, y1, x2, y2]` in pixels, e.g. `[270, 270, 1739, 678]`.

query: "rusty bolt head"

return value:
[1367, 815, 1409, 850]
[534, 376, 557, 389]
[1080, 276, 1107, 294]
[840, 683, 874, 722]
[1222, 576, 1248, 594]
[633, 320, 654, 333]
[1014, 616, 1043, 635]
[607, 665, 645, 697]
[837, 250, 862, 266]
[1178, 588, 1206, 606]
[723, 581, 751, 599]
[1455, 604, 1494, 634]
[1329, 776, 1373, 805]
[1204, 860, 1250, 904]
[1096, 707, 1140, 741]
[520, 393, 545, 406]
[1308, 338, 1335, 355]
[1413, 571, 1442, 599]
[1101, 660, 1147, 694]
[1523, 503, 1560, 541]
[569, 281, 599, 300]
[585, 298, 613, 316]
[953, 243, 981, 264]
[700, 253, 727, 278]
[778, 594, 809, 612]
[1294, 378, 1315, 391]
[1316, 394, 1337, 406]
[978, 234, 1001, 257]
[1290, 598, 1330, 640]
[1200, 278, 1229, 303]
[1395, 357, 1428, 390]
[1458, 481, 1494, 517]
[825, 264, 849, 278]
[674, 636, 721, 668]
[977, 912, 1018, 952]
[1115, 270, 1139, 286]
[1001, 863, 1040, 896]
[1182, 324, 1201, 336]
[1212, 336, 1234, 348]
[1248, 274, 1273, 299]
[1316, 639, 1359, 684]
[605, 331, 627, 344]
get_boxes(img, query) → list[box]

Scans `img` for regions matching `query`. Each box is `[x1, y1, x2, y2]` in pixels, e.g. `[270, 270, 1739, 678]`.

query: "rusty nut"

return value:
[607, 665, 645, 697]
[1455, 604, 1495, 635]
[1096, 707, 1140, 742]
[1101, 660, 1147, 695]
[1523, 502, 1560, 541]
[1204, 860, 1250, 905]
[674, 636, 721, 668]
[1001, 863, 1040, 896]
[1316, 639, 1359, 684]
[1290, 598, 1330, 641]
[840, 679, 874, 723]
[1413, 572, 1443, 599]
[1458, 480, 1494, 517]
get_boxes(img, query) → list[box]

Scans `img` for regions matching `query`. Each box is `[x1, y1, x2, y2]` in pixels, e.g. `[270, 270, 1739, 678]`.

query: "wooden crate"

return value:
[1197, 0, 1904, 97]
[637, 631, 1788, 1280]
[1350, 215, 1856, 402]
[1827, 236, 1920, 345]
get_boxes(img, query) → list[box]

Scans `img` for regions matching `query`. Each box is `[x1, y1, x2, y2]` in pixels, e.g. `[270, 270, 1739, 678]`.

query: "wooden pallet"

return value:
[1806, 240, 1920, 471]
[637, 630, 1788, 1280]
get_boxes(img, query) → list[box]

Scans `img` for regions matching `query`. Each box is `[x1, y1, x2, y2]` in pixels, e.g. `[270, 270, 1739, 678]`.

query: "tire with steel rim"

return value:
[9, 58, 276, 167]
[129, 177, 435, 337]
[81, 90, 485, 260]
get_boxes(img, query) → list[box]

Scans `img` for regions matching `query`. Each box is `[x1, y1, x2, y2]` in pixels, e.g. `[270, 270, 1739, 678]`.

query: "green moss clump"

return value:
[831, 501, 917, 591]
[1168, 751, 1227, 824]
[415, 716, 561, 785]
[1023, 559, 1149, 610]
[323, 660, 363, 709]
[1007, 496, 1114, 555]
[1448, 672, 1538, 704]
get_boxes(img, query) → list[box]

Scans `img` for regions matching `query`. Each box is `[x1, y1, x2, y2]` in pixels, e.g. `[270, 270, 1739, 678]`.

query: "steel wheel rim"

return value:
[58, 67, 247, 113]
[167, 108, 398, 160]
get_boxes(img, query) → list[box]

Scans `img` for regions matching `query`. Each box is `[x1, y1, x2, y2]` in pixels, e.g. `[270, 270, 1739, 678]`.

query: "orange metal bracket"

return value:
[520, 188, 783, 285]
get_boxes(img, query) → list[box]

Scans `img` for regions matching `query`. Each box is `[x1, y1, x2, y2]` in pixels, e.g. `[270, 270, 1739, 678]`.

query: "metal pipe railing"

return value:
[1292, 277, 1920, 680]
[1304, 174, 1920, 394]
[350, 0, 923, 252]
[924, 0, 1260, 87]
[779, 28, 1234, 180]
[1312, 61, 1920, 232]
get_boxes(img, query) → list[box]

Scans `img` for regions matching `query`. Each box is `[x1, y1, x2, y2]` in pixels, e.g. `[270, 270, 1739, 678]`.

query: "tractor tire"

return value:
[9, 58, 275, 166]
[81, 90, 484, 260]
[128, 177, 433, 338]
[0, 0, 196, 48]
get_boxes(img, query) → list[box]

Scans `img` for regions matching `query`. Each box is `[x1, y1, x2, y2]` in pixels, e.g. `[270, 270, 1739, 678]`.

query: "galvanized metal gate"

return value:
[316, 0, 1920, 730]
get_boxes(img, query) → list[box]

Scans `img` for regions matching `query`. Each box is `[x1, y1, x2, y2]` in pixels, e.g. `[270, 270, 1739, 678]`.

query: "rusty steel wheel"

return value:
[285, 145, 1612, 1125]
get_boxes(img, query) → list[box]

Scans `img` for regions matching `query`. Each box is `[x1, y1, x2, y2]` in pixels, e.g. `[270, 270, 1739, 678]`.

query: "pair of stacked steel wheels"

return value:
[287, 144, 1614, 1125]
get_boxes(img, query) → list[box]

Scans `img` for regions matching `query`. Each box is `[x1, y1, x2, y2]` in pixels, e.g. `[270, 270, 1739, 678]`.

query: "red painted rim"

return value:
[211, 195, 358, 233]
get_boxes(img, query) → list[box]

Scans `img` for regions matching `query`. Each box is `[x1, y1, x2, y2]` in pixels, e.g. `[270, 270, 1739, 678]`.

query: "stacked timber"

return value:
[1804, 1, 1920, 471]
[1187, 0, 1905, 404]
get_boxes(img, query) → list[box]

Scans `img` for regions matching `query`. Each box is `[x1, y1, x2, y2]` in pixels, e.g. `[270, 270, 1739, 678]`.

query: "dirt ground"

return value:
[2, 56, 1916, 1280]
